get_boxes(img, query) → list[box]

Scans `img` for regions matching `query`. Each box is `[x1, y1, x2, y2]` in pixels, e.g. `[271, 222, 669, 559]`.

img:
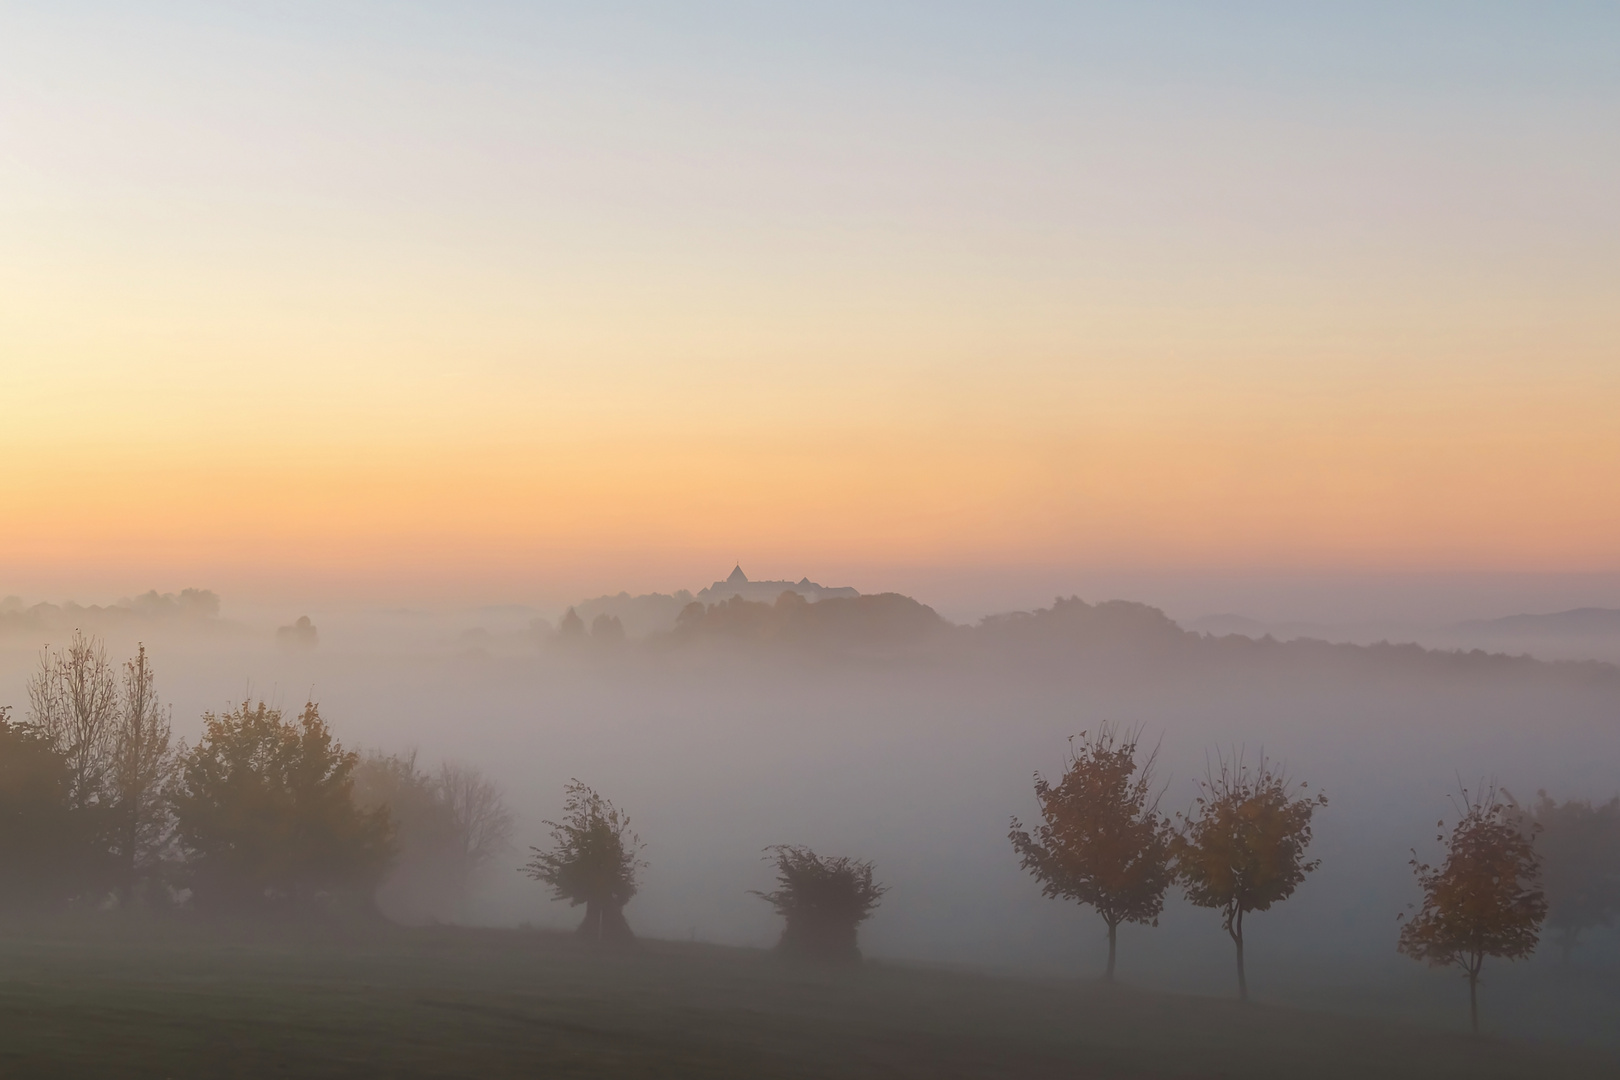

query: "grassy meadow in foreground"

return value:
[0, 921, 1613, 1079]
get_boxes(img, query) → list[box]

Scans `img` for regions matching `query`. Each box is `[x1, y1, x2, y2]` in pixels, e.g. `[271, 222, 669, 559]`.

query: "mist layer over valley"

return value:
[3, 572, 1615, 1046]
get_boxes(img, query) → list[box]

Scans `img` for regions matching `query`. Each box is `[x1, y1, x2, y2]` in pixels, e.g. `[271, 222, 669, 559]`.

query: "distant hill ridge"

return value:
[563, 585, 1614, 680]
[1455, 608, 1620, 636]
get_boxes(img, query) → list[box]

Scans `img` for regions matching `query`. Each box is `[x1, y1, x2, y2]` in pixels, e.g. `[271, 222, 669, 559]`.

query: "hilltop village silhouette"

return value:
[567, 566, 860, 638]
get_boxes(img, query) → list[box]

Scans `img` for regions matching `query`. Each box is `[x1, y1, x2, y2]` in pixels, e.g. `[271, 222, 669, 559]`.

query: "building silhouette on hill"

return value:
[695, 565, 859, 606]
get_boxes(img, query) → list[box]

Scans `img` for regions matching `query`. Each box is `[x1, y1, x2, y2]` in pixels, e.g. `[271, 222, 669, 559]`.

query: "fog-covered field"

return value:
[3, 586, 1616, 1049]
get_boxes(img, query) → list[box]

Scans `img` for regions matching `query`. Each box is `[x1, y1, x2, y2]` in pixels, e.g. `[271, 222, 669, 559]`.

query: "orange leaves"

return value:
[1009, 723, 1173, 930]
[1171, 753, 1326, 931]
[1398, 786, 1546, 977]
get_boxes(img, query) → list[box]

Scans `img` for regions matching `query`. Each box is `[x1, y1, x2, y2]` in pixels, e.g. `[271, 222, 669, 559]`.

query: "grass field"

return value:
[0, 921, 1613, 1078]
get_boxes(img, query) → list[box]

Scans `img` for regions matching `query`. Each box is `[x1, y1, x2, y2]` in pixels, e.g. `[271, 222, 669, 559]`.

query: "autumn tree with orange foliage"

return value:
[1171, 752, 1326, 1001]
[1009, 725, 1172, 981]
[1398, 785, 1546, 1034]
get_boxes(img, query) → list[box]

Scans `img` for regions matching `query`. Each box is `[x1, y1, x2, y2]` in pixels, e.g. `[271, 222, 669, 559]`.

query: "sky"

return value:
[2, 2, 1618, 616]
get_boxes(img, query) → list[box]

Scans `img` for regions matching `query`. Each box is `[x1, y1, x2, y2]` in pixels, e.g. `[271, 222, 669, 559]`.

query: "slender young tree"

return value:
[1399, 784, 1547, 1034]
[523, 780, 645, 942]
[752, 846, 886, 962]
[1172, 752, 1327, 1001]
[1009, 725, 1172, 981]
[108, 644, 176, 904]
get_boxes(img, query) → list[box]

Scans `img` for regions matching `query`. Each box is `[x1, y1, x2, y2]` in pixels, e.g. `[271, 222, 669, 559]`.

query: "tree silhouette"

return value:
[28, 630, 119, 813]
[436, 761, 514, 914]
[1514, 791, 1620, 961]
[589, 614, 625, 642]
[1172, 752, 1326, 1001]
[1009, 725, 1172, 980]
[0, 707, 96, 909]
[557, 607, 587, 641]
[752, 846, 886, 962]
[1399, 784, 1547, 1033]
[353, 751, 461, 924]
[171, 700, 392, 913]
[108, 644, 176, 905]
[523, 780, 644, 942]
[352, 755, 513, 924]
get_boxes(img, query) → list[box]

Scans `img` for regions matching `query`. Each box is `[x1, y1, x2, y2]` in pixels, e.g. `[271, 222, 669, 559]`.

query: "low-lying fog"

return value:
[2, 581, 1617, 1041]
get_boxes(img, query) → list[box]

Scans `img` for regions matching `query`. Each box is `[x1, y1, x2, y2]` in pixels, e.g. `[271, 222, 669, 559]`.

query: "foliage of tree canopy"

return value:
[1399, 786, 1547, 1033]
[752, 845, 886, 962]
[523, 780, 644, 942]
[353, 752, 513, 924]
[1172, 753, 1326, 1001]
[0, 707, 99, 908]
[171, 700, 392, 914]
[1515, 791, 1620, 961]
[1010, 725, 1172, 980]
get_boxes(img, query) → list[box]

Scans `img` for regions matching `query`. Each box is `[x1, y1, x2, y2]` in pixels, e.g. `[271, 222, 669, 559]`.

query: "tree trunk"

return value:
[1105, 921, 1117, 983]
[1468, 968, 1479, 1035]
[1232, 908, 1248, 1002]
[121, 803, 139, 907]
[577, 901, 633, 943]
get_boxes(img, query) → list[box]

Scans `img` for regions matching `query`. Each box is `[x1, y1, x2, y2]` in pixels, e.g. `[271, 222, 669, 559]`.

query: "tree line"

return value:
[2, 633, 514, 920]
[1010, 723, 1620, 1032]
[0, 634, 885, 960]
[4, 635, 1615, 1032]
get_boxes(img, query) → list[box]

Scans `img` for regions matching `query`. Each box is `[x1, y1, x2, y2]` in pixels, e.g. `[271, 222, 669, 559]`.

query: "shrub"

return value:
[754, 845, 885, 961]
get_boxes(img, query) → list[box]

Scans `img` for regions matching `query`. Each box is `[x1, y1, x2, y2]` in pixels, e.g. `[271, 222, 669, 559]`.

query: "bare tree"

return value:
[28, 630, 119, 811]
[109, 644, 176, 902]
[435, 761, 514, 910]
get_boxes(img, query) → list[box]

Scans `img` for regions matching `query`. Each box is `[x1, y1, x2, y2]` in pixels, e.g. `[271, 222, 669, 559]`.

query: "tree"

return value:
[436, 761, 514, 905]
[1009, 725, 1172, 981]
[108, 644, 176, 904]
[557, 607, 586, 641]
[353, 755, 516, 924]
[171, 700, 392, 914]
[1399, 785, 1547, 1033]
[589, 614, 625, 642]
[523, 780, 644, 942]
[353, 750, 462, 924]
[1514, 791, 1620, 961]
[752, 846, 886, 962]
[28, 630, 119, 812]
[0, 707, 95, 908]
[1171, 752, 1327, 1001]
